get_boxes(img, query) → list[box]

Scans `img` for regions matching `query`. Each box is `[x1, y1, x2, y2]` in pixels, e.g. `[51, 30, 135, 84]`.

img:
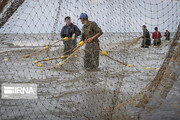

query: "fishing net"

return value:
[0, 0, 180, 120]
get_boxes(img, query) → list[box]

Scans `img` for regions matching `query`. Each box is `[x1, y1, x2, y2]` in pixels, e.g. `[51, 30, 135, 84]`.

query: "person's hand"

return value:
[87, 37, 93, 42]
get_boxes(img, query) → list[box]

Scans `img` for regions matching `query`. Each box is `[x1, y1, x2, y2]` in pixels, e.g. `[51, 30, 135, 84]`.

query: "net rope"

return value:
[0, 0, 180, 120]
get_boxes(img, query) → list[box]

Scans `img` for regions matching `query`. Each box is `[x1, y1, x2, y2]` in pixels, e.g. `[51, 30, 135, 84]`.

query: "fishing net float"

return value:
[20, 37, 69, 59]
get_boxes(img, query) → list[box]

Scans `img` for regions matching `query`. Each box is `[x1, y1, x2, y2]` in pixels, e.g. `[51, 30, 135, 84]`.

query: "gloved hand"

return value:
[87, 37, 93, 42]
[141, 35, 144, 38]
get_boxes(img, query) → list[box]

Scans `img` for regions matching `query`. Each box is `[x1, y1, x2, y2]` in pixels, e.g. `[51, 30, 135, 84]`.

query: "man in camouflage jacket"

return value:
[79, 13, 103, 70]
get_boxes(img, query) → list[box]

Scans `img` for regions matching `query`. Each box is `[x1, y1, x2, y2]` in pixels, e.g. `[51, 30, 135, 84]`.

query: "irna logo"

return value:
[3, 86, 35, 94]
[1, 83, 37, 99]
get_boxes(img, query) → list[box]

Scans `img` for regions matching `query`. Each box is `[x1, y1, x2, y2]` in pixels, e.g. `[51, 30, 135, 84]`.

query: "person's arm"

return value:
[87, 22, 103, 42]
[141, 31, 146, 38]
[60, 26, 65, 38]
[152, 32, 155, 39]
[87, 33, 101, 42]
[168, 32, 170, 37]
[74, 25, 81, 37]
[81, 33, 85, 41]
[80, 26, 85, 42]
[159, 32, 162, 38]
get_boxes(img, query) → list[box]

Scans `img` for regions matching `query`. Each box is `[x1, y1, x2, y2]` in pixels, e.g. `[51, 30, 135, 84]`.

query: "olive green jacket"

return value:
[81, 21, 103, 42]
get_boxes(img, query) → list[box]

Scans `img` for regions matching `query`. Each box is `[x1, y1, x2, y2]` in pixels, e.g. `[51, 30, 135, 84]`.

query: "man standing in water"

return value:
[141, 25, 151, 48]
[152, 27, 162, 46]
[79, 13, 103, 71]
[61, 16, 81, 56]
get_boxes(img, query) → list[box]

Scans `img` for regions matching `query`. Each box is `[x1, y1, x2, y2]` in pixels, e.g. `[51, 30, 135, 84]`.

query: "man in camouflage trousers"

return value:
[79, 13, 103, 70]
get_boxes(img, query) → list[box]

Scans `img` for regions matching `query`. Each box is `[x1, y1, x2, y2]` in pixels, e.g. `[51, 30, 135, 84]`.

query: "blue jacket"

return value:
[60, 23, 81, 38]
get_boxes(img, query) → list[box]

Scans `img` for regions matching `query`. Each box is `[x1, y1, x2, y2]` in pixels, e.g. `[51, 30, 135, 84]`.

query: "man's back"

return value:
[152, 31, 161, 39]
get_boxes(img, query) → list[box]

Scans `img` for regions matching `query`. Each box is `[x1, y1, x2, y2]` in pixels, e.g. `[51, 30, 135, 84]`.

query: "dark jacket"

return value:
[60, 23, 81, 38]
[142, 29, 151, 46]
[143, 29, 150, 39]
[164, 31, 170, 40]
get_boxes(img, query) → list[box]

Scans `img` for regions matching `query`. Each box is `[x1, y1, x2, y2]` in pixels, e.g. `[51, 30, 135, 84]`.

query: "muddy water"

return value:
[0, 36, 179, 120]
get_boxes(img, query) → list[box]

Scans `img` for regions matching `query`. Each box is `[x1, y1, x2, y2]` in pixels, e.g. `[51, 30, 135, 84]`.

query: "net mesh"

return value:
[0, 0, 180, 120]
